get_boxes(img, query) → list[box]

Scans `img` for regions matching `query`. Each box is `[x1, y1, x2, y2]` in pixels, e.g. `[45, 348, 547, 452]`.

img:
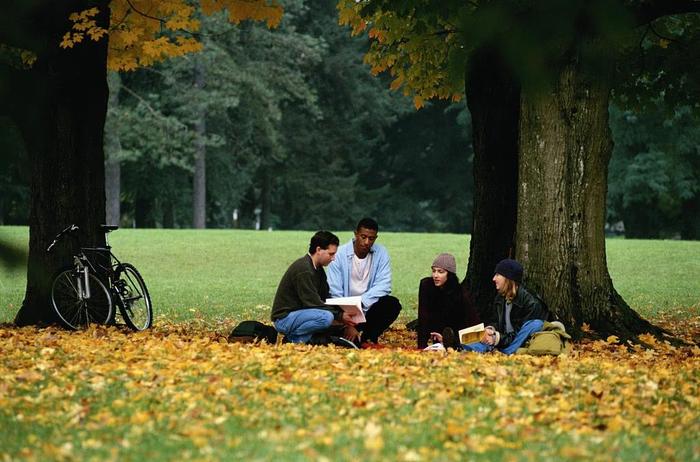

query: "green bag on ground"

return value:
[516, 321, 572, 356]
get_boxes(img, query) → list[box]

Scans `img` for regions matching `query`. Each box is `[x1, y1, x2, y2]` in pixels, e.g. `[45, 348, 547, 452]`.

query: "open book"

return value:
[458, 323, 485, 344]
[325, 296, 366, 324]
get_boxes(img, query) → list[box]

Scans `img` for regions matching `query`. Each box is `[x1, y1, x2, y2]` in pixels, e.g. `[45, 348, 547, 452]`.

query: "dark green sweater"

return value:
[271, 255, 341, 321]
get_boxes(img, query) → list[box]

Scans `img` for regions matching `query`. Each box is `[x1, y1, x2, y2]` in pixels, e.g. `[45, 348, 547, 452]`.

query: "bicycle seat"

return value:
[101, 224, 119, 232]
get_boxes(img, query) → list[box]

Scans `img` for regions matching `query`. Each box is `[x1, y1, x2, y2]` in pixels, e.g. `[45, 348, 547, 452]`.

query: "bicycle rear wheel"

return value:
[51, 267, 113, 330]
[114, 263, 152, 330]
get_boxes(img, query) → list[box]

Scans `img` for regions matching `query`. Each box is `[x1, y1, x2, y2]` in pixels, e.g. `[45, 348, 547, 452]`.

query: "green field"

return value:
[1, 226, 699, 324]
[1, 226, 699, 461]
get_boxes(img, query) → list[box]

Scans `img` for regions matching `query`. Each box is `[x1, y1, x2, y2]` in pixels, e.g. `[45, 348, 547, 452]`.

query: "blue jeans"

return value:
[461, 319, 544, 355]
[273, 309, 334, 343]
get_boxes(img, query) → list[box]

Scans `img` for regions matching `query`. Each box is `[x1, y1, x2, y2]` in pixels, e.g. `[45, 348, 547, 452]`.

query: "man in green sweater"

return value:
[271, 230, 357, 345]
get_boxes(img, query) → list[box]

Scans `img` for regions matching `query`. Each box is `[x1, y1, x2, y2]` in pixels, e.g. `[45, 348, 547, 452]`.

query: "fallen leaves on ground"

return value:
[1, 317, 699, 461]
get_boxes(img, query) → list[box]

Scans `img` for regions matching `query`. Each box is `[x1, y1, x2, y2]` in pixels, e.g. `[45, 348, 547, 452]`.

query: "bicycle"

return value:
[46, 224, 153, 331]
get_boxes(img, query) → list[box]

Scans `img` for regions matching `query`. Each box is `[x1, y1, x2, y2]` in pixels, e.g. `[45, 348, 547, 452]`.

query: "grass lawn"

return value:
[1, 226, 699, 324]
[1, 226, 699, 461]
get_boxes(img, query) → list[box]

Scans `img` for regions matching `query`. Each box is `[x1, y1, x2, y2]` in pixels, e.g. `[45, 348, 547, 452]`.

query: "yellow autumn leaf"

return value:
[363, 421, 384, 451]
[60, 33, 75, 49]
[130, 411, 151, 425]
[413, 95, 425, 109]
[638, 332, 658, 345]
[389, 75, 404, 91]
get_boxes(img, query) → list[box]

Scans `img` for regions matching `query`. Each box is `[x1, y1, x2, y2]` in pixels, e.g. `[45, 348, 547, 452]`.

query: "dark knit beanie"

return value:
[494, 259, 523, 283]
[432, 253, 457, 274]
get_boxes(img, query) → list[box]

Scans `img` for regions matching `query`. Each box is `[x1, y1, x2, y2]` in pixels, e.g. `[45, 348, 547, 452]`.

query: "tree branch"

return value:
[649, 21, 687, 48]
[109, 5, 133, 31]
[119, 83, 192, 134]
[120, 83, 166, 120]
[125, 0, 164, 25]
[635, 24, 649, 74]
[629, 0, 700, 26]
[122, 0, 208, 39]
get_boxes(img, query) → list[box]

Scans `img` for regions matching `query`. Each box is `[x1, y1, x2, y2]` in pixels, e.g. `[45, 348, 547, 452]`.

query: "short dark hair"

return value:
[309, 230, 339, 254]
[356, 217, 379, 232]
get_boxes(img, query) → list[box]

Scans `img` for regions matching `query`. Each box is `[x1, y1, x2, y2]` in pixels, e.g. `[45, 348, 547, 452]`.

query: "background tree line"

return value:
[1, 0, 697, 240]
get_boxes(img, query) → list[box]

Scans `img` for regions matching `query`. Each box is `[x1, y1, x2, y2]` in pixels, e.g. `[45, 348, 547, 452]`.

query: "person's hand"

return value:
[430, 332, 443, 343]
[341, 311, 357, 327]
[481, 326, 497, 345]
[343, 325, 360, 342]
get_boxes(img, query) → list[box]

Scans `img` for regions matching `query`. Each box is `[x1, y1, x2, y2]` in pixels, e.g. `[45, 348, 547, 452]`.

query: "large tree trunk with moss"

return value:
[463, 47, 521, 317]
[516, 61, 660, 340]
[12, 0, 110, 326]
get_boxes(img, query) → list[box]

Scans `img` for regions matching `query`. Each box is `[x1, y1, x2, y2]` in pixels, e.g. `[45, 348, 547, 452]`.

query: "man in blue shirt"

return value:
[327, 218, 402, 344]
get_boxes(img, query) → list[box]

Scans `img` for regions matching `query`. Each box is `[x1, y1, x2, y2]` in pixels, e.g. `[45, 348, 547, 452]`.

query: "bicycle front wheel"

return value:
[114, 263, 153, 331]
[51, 267, 113, 330]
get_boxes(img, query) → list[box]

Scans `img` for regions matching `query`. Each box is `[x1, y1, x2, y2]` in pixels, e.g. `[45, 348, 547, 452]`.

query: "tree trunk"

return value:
[13, 1, 110, 326]
[105, 154, 121, 225]
[105, 72, 122, 226]
[464, 47, 521, 317]
[622, 205, 661, 239]
[260, 166, 272, 230]
[134, 195, 155, 228]
[680, 197, 699, 240]
[517, 61, 660, 340]
[192, 58, 207, 229]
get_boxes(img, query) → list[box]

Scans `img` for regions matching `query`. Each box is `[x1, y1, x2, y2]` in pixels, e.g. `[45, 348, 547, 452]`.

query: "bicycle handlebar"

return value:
[46, 224, 79, 253]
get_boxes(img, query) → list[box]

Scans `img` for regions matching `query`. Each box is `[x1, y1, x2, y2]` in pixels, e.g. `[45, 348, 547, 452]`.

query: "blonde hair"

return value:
[499, 278, 518, 301]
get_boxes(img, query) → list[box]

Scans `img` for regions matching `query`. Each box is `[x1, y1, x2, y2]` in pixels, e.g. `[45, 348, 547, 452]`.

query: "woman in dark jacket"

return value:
[460, 258, 548, 354]
[417, 253, 480, 348]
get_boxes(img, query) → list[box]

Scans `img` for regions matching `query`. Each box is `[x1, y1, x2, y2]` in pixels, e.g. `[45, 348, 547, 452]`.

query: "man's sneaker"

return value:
[442, 327, 460, 350]
[329, 336, 360, 349]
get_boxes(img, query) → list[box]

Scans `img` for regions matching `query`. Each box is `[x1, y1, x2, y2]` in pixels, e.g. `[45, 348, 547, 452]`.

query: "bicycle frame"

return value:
[72, 255, 92, 300]
[47, 225, 122, 302]
[76, 245, 126, 292]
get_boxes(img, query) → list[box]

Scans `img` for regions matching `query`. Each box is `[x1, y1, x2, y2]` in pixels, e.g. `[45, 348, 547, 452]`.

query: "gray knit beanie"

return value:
[432, 253, 457, 274]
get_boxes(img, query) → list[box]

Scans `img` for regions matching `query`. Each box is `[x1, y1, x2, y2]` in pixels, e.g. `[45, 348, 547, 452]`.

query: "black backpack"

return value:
[227, 320, 278, 345]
